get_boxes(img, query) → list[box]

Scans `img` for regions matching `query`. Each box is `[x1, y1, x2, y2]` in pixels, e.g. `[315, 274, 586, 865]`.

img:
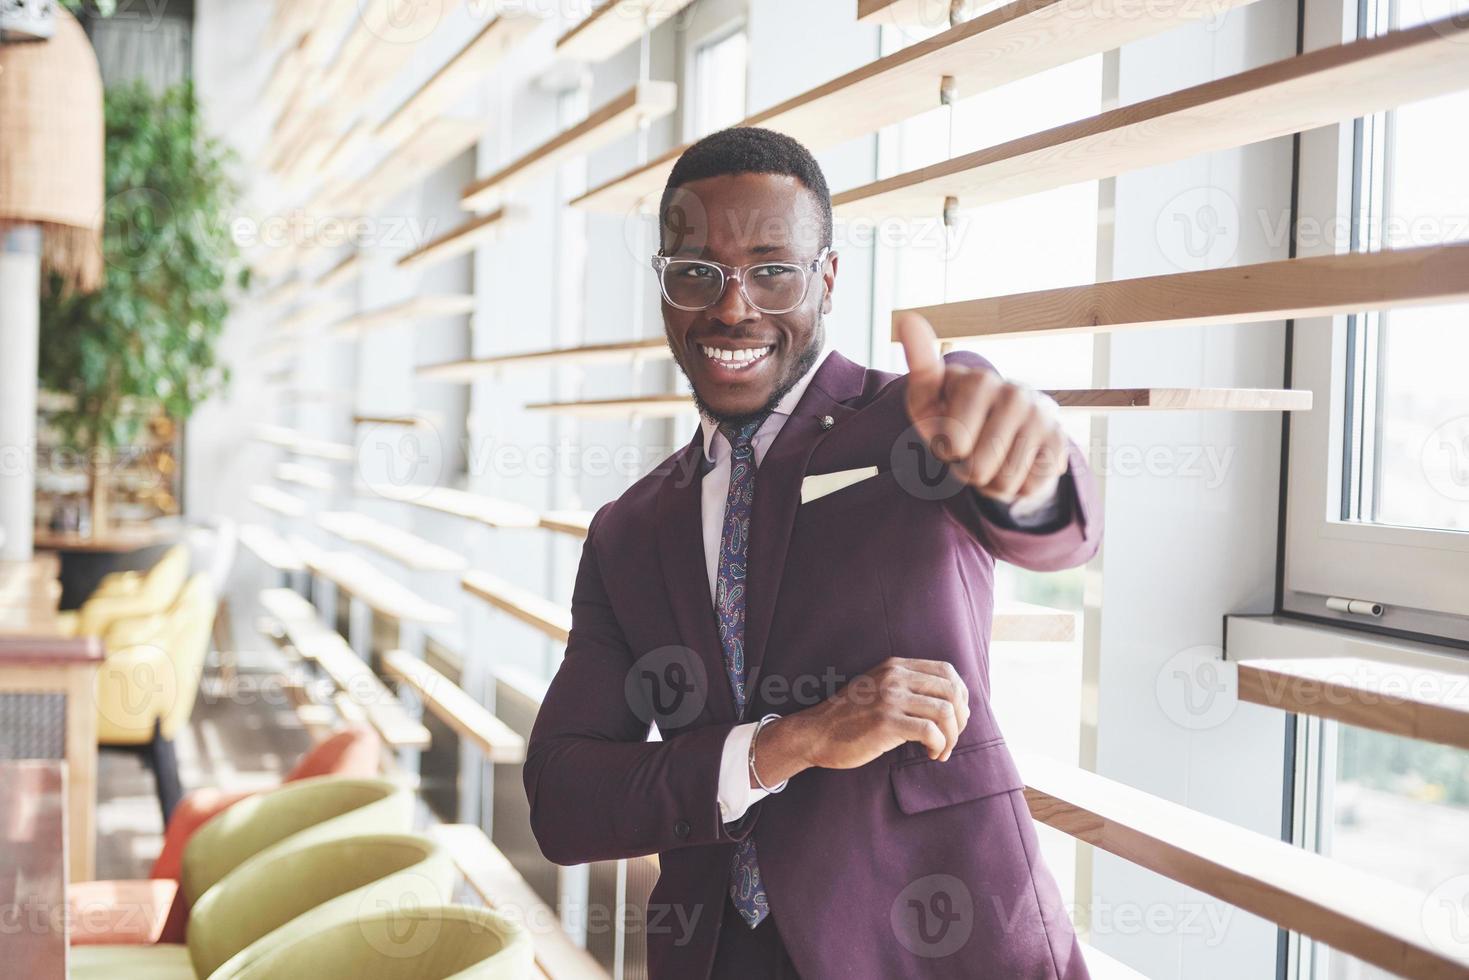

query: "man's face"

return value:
[658, 173, 838, 425]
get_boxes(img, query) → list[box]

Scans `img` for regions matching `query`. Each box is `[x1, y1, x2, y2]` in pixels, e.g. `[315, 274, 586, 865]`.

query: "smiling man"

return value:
[525, 128, 1101, 979]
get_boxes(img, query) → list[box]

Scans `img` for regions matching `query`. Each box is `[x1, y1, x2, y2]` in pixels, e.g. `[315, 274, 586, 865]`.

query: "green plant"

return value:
[39, 80, 247, 462]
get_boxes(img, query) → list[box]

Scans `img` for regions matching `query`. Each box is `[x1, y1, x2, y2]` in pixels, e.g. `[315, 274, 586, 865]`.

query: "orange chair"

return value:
[70, 725, 382, 946]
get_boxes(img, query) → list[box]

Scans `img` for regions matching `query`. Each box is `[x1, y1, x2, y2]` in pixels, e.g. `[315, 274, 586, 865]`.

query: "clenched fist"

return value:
[896, 311, 1069, 510]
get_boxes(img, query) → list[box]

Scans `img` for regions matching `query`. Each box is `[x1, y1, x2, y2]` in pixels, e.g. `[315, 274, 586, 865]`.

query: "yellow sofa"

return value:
[58, 543, 190, 638]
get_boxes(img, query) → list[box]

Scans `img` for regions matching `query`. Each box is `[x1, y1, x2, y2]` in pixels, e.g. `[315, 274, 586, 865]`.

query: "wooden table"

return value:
[0, 760, 68, 977]
[0, 554, 102, 881]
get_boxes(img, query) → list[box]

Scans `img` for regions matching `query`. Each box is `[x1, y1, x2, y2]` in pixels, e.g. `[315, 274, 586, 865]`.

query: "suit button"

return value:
[674, 819, 691, 839]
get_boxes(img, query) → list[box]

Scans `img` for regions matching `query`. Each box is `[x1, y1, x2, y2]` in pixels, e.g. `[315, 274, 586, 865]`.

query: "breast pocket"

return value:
[798, 467, 894, 514]
[889, 737, 1025, 815]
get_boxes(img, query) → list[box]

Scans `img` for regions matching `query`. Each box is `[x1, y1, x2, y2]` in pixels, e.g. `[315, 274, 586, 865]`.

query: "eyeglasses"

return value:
[650, 247, 831, 315]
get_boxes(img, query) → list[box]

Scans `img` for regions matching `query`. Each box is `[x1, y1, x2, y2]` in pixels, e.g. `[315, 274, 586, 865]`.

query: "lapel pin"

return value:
[819, 414, 834, 430]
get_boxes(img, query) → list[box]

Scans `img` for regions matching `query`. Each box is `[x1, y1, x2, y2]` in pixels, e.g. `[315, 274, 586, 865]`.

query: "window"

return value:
[1284, 0, 1469, 643]
[690, 27, 748, 138]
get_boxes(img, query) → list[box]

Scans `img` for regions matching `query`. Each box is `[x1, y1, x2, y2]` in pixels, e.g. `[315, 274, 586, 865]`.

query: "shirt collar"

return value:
[699, 340, 834, 464]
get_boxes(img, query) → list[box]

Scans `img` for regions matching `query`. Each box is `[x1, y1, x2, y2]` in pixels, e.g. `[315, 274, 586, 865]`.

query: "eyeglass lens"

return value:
[661, 260, 807, 313]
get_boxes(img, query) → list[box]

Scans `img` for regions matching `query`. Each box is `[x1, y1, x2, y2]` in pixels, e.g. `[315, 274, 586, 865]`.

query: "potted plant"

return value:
[38, 80, 248, 536]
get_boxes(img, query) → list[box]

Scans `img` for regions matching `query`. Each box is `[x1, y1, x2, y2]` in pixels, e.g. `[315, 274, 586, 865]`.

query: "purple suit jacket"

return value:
[525, 349, 1102, 979]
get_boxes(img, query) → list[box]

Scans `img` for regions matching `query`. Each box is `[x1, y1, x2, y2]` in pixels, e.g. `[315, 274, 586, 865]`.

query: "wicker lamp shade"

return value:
[0, 6, 103, 291]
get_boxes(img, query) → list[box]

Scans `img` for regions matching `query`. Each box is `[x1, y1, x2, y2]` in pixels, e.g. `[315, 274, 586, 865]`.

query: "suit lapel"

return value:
[743, 351, 869, 701]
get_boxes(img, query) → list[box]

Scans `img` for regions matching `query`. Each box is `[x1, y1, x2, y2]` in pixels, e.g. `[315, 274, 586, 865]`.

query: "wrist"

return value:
[750, 713, 818, 788]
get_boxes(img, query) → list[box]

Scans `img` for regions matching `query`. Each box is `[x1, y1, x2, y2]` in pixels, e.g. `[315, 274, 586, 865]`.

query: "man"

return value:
[525, 127, 1100, 979]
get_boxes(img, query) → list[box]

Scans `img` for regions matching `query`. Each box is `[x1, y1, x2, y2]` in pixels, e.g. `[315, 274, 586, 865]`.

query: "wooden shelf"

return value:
[274, 462, 336, 491]
[834, 15, 1469, 218]
[857, 0, 982, 24]
[417, 337, 668, 382]
[304, 549, 456, 626]
[434, 824, 610, 980]
[317, 253, 363, 291]
[898, 241, 1469, 341]
[375, 14, 541, 148]
[317, 511, 468, 573]
[539, 510, 592, 539]
[383, 651, 526, 763]
[524, 389, 1310, 417]
[992, 602, 1076, 643]
[323, 117, 483, 217]
[239, 523, 304, 573]
[461, 82, 677, 211]
[249, 485, 308, 519]
[573, 0, 1263, 213]
[396, 208, 521, 274]
[462, 571, 571, 643]
[367, 483, 541, 529]
[352, 414, 433, 429]
[1020, 754, 1469, 979]
[259, 586, 432, 749]
[254, 425, 355, 462]
[332, 294, 475, 338]
[1236, 657, 1469, 752]
[556, 0, 697, 63]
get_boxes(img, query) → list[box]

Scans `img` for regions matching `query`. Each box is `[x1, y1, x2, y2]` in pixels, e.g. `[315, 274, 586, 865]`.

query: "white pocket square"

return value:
[800, 466, 880, 504]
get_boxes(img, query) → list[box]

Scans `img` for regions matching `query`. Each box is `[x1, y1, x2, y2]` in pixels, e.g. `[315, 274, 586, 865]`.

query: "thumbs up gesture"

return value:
[896, 312, 1069, 509]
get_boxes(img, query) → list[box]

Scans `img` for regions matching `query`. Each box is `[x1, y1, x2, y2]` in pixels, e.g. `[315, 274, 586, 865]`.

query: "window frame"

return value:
[1282, 0, 1469, 644]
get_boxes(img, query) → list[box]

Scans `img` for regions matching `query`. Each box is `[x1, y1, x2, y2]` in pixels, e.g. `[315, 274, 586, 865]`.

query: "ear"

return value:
[821, 250, 839, 315]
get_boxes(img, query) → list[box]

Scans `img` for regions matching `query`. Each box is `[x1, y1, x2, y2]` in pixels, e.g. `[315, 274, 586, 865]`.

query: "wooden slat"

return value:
[522, 389, 1309, 417]
[434, 824, 609, 980]
[1237, 657, 1469, 752]
[462, 571, 571, 643]
[259, 587, 431, 749]
[1020, 754, 1469, 979]
[317, 511, 468, 573]
[396, 208, 521, 273]
[317, 252, 364, 290]
[305, 550, 456, 626]
[835, 15, 1469, 218]
[332, 294, 476, 338]
[375, 14, 541, 148]
[572, 0, 1262, 213]
[461, 82, 677, 210]
[555, 0, 697, 63]
[275, 462, 335, 491]
[352, 414, 433, 429]
[992, 602, 1076, 643]
[249, 485, 307, 519]
[383, 651, 525, 763]
[255, 425, 356, 462]
[323, 117, 483, 217]
[417, 337, 668, 381]
[539, 510, 592, 539]
[239, 524, 303, 573]
[368, 484, 542, 529]
[857, 0, 983, 24]
[278, 299, 349, 333]
[899, 241, 1469, 341]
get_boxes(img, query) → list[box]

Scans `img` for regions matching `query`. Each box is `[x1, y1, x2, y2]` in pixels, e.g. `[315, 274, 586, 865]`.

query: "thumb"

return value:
[896, 311, 945, 415]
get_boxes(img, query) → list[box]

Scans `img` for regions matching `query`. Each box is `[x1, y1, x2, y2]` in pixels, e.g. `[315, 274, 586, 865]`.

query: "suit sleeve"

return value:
[523, 505, 747, 866]
[934, 350, 1103, 572]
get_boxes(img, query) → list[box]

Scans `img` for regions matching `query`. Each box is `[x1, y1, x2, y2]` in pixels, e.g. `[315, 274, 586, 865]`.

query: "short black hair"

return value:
[659, 127, 833, 251]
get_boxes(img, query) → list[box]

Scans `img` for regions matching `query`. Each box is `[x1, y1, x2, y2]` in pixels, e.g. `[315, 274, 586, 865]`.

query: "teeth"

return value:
[700, 344, 772, 369]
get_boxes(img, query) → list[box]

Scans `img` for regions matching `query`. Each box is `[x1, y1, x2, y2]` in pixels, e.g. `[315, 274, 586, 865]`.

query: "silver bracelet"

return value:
[748, 713, 789, 794]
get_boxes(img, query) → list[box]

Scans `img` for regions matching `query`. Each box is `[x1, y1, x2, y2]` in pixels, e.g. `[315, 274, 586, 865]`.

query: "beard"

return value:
[680, 319, 825, 431]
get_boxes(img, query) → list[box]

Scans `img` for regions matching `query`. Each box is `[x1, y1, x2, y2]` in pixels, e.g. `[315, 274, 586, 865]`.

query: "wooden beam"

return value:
[383, 651, 526, 763]
[539, 510, 592, 539]
[332, 294, 476, 338]
[1237, 657, 1469, 752]
[249, 485, 307, 519]
[523, 389, 1310, 417]
[462, 571, 571, 643]
[254, 425, 355, 462]
[556, 0, 697, 63]
[240, 524, 303, 573]
[992, 602, 1076, 643]
[573, 0, 1263, 213]
[317, 511, 468, 573]
[317, 252, 364, 291]
[352, 414, 434, 429]
[323, 117, 483, 217]
[274, 462, 336, 491]
[1020, 754, 1469, 979]
[857, 0, 984, 25]
[367, 484, 543, 529]
[305, 550, 456, 626]
[434, 824, 610, 980]
[417, 337, 669, 381]
[376, 14, 542, 148]
[897, 241, 1469, 340]
[396, 208, 522, 274]
[835, 15, 1469, 218]
[461, 82, 677, 211]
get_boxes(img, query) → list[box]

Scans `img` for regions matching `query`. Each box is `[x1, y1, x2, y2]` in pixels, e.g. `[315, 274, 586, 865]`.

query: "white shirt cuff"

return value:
[717, 721, 769, 824]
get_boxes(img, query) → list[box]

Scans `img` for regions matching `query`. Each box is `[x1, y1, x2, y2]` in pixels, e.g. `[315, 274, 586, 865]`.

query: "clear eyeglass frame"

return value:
[650, 246, 832, 315]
